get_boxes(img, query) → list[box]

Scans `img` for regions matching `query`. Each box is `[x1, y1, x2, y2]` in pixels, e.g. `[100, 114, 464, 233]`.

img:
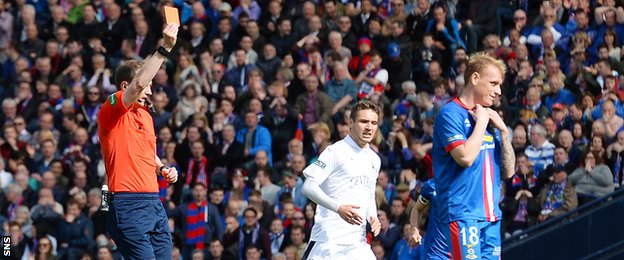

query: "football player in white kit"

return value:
[301, 100, 382, 259]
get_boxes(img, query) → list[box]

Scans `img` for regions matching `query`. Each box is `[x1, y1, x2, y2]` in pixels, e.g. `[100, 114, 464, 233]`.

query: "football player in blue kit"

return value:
[431, 53, 515, 260]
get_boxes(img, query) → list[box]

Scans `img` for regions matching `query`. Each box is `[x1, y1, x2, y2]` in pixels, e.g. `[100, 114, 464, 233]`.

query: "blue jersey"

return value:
[420, 179, 447, 258]
[432, 98, 502, 223]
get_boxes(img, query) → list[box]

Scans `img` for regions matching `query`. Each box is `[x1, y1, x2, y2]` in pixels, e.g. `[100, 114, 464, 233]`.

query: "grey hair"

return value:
[401, 81, 416, 91]
[2, 98, 16, 107]
[532, 124, 547, 138]
[7, 184, 24, 197]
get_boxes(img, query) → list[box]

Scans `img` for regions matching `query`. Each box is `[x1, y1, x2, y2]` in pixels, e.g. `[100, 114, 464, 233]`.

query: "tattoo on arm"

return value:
[501, 137, 515, 179]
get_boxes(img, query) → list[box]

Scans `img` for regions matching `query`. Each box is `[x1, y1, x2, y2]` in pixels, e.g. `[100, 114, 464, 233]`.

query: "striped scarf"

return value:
[157, 175, 168, 203]
[186, 157, 208, 187]
[239, 223, 260, 259]
[186, 201, 207, 249]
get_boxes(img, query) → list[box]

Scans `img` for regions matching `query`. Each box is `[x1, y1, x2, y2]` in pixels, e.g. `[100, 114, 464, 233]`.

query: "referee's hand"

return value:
[162, 23, 179, 51]
[162, 167, 178, 183]
[337, 204, 362, 225]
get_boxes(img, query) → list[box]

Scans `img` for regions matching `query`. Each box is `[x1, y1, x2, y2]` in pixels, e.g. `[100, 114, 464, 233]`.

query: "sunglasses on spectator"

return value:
[514, 16, 526, 21]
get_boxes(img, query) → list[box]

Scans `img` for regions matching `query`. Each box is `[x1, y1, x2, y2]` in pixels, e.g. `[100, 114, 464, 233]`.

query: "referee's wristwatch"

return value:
[156, 46, 171, 58]
[158, 165, 168, 175]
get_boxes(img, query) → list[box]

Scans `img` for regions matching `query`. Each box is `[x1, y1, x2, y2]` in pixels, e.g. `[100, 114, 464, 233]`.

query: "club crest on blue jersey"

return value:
[466, 244, 478, 260]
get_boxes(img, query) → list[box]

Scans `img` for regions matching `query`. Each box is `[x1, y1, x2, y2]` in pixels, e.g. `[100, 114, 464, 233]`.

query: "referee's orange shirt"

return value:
[98, 90, 158, 192]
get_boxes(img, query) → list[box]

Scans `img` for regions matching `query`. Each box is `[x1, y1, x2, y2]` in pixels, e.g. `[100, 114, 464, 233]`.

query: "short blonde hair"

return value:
[464, 52, 506, 86]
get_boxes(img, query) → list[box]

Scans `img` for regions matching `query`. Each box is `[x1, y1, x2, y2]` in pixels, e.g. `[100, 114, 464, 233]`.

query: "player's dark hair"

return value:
[350, 100, 381, 121]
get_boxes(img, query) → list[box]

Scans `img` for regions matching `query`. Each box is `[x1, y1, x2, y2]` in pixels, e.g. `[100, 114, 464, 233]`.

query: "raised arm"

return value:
[448, 105, 489, 167]
[122, 24, 179, 107]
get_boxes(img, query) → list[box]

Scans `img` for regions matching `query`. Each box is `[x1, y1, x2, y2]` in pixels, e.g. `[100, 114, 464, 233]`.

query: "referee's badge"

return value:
[109, 94, 117, 106]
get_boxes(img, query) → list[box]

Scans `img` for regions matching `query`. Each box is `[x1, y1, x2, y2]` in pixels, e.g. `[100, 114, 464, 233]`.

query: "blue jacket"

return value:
[277, 177, 307, 209]
[544, 88, 577, 112]
[236, 125, 273, 164]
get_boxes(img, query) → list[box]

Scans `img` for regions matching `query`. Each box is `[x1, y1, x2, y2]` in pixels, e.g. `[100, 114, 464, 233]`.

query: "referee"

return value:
[97, 24, 179, 259]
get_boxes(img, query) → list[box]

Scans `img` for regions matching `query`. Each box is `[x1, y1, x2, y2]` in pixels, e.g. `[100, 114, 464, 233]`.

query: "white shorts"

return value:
[302, 241, 375, 260]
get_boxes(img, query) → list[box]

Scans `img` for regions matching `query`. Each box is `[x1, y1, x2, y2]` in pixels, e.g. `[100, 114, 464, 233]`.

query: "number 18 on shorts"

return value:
[442, 219, 501, 260]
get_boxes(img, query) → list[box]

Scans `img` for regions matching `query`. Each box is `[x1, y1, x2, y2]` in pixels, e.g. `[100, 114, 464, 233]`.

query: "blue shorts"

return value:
[424, 222, 451, 259]
[106, 192, 172, 260]
[435, 219, 501, 260]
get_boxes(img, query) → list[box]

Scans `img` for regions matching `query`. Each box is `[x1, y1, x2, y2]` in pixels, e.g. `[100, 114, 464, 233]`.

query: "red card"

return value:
[163, 6, 180, 26]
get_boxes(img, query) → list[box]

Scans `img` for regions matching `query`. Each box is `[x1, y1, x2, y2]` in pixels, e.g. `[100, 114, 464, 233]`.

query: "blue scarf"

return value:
[543, 181, 567, 211]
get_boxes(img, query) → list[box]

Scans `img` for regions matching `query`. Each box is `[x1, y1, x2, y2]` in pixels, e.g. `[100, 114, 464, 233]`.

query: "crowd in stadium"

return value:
[0, 0, 623, 259]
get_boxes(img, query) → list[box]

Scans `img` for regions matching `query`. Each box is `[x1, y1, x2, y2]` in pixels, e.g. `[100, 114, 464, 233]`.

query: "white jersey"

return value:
[303, 135, 381, 245]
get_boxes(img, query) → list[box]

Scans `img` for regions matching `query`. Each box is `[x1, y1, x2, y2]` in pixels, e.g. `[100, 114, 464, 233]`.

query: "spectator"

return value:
[236, 110, 273, 165]
[502, 153, 541, 237]
[228, 36, 259, 70]
[390, 222, 422, 259]
[525, 124, 556, 176]
[30, 187, 63, 234]
[58, 199, 94, 259]
[544, 76, 577, 111]
[277, 170, 307, 210]
[268, 218, 285, 255]
[212, 124, 245, 182]
[558, 129, 583, 163]
[180, 141, 210, 197]
[296, 75, 334, 129]
[8, 221, 34, 259]
[223, 207, 271, 260]
[209, 239, 225, 260]
[375, 207, 401, 255]
[34, 235, 56, 260]
[598, 99, 624, 139]
[538, 166, 578, 222]
[377, 170, 396, 205]
[325, 61, 358, 115]
[256, 44, 282, 84]
[606, 130, 624, 188]
[349, 37, 372, 76]
[226, 49, 256, 92]
[254, 167, 280, 207]
[86, 187, 105, 237]
[356, 50, 388, 100]
[288, 224, 307, 257]
[170, 183, 222, 260]
[569, 151, 615, 205]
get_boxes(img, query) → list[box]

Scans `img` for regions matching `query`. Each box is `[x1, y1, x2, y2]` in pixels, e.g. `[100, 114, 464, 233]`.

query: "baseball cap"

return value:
[395, 104, 409, 117]
[552, 103, 565, 111]
[396, 183, 409, 192]
[358, 37, 372, 48]
[387, 42, 400, 58]
[551, 165, 567, 174]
